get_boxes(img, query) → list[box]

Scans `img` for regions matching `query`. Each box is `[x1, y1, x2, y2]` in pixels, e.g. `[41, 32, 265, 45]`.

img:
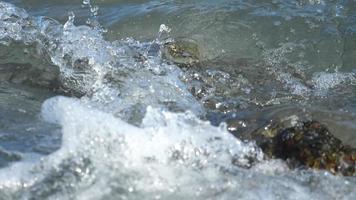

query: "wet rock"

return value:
[239, 120, 356, 176]
[162, 38, 201, 67]
[0, 63, 60, 89]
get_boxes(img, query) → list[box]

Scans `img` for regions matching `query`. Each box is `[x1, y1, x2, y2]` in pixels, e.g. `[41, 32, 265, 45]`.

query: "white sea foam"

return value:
[0, 96, 264, 198]
[0, 96, 355, 199]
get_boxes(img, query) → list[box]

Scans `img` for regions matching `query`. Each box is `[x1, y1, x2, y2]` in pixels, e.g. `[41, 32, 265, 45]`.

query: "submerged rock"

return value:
[163, 38, 356, 176]
[162, 38, 201, 67]
[231, 120, 356, 176]
[144, 37, 356, 176]
[0, 63, 60, 89]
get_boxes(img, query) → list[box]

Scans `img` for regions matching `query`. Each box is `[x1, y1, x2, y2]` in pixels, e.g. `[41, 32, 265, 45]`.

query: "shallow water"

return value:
[0, 0, 355, 199]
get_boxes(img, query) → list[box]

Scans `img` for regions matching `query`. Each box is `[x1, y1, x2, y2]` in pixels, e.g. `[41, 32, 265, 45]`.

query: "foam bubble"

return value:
[311, 72, 355, 95]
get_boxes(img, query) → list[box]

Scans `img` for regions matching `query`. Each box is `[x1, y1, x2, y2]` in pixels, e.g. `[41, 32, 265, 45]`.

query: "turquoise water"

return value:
[0, 0, 355, 199]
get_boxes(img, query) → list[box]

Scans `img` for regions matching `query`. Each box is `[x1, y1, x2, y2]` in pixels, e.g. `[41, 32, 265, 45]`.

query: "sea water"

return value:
[0, 0, 355, 199]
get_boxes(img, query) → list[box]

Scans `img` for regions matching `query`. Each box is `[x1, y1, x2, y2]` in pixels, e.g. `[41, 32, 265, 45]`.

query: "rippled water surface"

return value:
[0, 0, 356, 199]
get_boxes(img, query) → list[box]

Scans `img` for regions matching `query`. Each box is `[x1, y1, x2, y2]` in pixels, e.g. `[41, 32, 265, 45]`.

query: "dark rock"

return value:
[245, 120, 356, 176]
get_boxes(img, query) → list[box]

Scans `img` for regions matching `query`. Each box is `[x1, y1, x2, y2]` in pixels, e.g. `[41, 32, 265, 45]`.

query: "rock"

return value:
[162, 38, 201, 67]
[248, 120, 356, 176]
[0, 63, 60, 89]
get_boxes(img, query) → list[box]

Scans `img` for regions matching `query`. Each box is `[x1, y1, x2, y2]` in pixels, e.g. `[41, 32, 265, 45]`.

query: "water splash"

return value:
[0, 1, 203, 122]
[0, 96, 354, 199]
